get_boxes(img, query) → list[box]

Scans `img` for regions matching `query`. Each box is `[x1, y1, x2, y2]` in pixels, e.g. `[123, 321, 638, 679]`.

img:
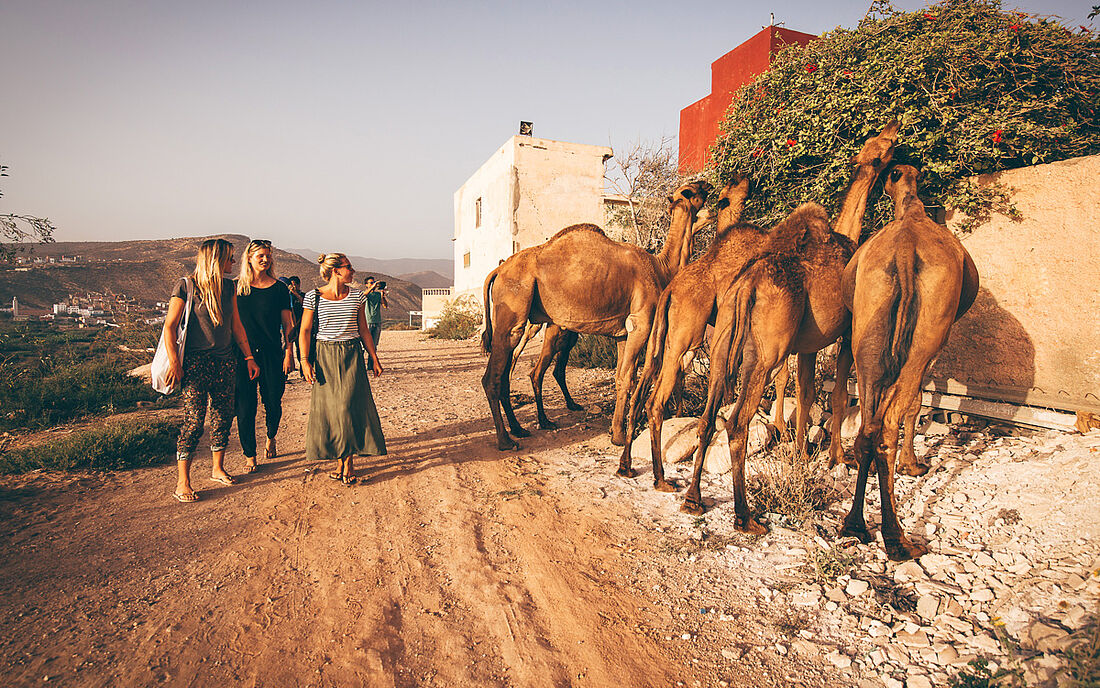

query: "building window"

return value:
[475, 197, 482, 227]
[463, 252, 471, 268]
[513, 241, 520, 254]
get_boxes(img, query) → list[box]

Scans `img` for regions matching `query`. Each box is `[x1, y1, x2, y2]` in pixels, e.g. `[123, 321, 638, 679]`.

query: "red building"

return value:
[679, 26, 817, 173]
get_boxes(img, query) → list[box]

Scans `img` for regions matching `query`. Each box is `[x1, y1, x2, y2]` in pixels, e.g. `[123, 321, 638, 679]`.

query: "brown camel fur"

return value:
[838, 164, 979, 560]
[519, 179, 747, 432]
[620, 123, 900, 491]
[480, 180, 712, 450]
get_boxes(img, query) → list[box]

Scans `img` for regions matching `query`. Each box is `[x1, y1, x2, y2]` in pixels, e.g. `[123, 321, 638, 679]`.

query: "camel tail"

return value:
[721, 283, 755, 398]
[481, 268, 499, 354]
[869, 254, 920, 416]
[647, 287, 675, 374]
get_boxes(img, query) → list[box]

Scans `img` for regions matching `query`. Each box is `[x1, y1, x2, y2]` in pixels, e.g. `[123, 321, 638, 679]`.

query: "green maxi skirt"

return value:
[306, 340, 387, 460]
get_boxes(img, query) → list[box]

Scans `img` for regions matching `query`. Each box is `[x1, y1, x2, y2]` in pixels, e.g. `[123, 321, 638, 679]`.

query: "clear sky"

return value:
[1, 0, 1093, 260]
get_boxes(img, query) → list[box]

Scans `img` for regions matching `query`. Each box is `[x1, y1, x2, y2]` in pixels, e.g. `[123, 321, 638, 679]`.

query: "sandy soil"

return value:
[0, 331, 847, 688]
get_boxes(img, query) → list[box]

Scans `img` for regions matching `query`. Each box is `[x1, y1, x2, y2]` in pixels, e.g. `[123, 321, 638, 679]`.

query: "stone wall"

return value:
[931, 155, 1100, 414]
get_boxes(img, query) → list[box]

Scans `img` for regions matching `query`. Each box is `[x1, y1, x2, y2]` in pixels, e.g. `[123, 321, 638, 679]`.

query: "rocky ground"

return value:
[0, 330, 1096, 687]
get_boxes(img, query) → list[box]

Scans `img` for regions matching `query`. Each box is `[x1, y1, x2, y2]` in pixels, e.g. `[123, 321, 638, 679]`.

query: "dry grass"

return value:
[747, 443, 839, 527]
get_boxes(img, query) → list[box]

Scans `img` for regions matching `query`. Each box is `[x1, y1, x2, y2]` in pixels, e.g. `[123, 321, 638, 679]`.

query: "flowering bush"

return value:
[713, 0, 1100, 235]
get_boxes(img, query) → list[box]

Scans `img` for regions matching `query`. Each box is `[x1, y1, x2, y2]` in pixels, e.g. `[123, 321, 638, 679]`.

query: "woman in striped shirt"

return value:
[299, 253, 386, 483]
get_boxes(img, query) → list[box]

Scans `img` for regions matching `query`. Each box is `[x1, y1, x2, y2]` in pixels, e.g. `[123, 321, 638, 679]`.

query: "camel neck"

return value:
[894, 190, 925, 219]
[656, 206, 692, 283]
[834, 165, 879, 244]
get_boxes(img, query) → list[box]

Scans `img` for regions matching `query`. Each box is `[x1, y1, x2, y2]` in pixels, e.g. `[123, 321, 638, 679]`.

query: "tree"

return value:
[1, 161, 55, 262]
[712, 0, 1100, 237]
[604, 137, 681, 250]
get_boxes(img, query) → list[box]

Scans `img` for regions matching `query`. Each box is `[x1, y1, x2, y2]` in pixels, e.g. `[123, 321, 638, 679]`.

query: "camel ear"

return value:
[681, 188, 696, 200]
[716, 197, 731, 211]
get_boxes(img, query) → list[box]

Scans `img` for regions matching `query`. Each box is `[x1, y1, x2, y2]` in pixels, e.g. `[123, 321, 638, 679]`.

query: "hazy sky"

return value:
[1, 0, 1092, 260]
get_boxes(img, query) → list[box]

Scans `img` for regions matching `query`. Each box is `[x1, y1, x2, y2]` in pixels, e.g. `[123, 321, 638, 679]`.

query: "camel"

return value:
[620, 122, 900, 491]
[480, 180, 712, 450]
[838, 164, 978, 560]
[517, 179, 749, 432]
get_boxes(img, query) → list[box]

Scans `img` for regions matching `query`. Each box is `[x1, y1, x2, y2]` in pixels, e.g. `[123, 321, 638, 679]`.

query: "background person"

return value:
[300, 254, 386, 485]
[287, 275, 305, 378]
[235, 239, 295, 472]
[363, 276, 388, 368]
[163, 238, 259, 503]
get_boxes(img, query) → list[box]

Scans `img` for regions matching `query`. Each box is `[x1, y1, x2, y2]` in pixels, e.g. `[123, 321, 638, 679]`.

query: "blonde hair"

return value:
[237, 239, 277, 296]
[318, 253, 347, 282]
[192, 238, 233, 326]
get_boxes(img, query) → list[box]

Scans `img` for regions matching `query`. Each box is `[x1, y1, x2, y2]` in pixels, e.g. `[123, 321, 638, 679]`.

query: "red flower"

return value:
[1009, 24, 1020, 31]
[992, 129, 1003, 143]
[923, 13, 935, 19]
[752, 148, 763, 158]
[786, 138, 797, 147]
[805, 64, 817, 73]
[1081, 25, 1090, 32]
[842, 69, 853, 78]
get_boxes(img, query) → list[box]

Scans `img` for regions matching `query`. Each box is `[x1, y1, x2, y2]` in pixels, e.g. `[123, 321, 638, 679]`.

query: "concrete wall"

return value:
[420, 288, 453, 330]
[453, 135, 612, 300]
[931, 155, 1100, 414]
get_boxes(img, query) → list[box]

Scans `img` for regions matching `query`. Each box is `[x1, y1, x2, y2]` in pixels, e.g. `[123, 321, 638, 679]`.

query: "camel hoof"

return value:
[886, 539, 929, 561]
[566, 402, 584, 411]
[510, 426, 531, 438]
[497, 438, 521, 451]
[680, 499, 706, 516]
[839, 520, 873, 543]
[538, 419, 559, 430]
[736, 517, 768, 535]
[610, 435, 626, 447]
[898, 461, 930, 477]
[615, 466, 638, 479]
[653, 479, 679, 493]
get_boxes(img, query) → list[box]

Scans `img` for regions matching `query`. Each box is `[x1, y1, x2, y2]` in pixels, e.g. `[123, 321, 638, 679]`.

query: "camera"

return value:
[376, 280, 387, 290]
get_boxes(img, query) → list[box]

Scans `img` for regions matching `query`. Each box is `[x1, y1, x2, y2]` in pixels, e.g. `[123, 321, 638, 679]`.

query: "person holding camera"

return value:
[364, 276, 388, 367]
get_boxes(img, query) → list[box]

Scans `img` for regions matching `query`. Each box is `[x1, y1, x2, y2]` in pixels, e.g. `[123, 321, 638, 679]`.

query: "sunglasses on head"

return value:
[250, 239, 272, 247]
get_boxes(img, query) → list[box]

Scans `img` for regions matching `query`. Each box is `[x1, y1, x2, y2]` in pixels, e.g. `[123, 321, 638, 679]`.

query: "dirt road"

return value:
[0, 331, 835, 688]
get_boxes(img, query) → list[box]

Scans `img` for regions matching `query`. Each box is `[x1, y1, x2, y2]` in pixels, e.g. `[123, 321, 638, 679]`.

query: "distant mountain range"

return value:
[1, 236, 425, 321]
[286, 249, 453, 285]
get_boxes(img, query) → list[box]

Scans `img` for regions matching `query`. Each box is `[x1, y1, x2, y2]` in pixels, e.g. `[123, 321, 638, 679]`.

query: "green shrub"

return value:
[568, 334, 618, 369]
[428, 295, 482, 340]
[714, 0, 1100, 237]
[0, 359, 161, 432]
[0, 420, 179, 474]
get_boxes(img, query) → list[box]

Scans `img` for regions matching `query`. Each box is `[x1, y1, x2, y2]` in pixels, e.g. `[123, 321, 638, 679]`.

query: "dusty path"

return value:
[0, 331, 834, 688]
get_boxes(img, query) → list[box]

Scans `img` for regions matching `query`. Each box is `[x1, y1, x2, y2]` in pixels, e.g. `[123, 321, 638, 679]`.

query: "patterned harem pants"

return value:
[177, 350, 237, 458]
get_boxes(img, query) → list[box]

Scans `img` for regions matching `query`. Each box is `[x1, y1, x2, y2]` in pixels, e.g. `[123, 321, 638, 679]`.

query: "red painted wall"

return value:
[679, 26, 817, 173]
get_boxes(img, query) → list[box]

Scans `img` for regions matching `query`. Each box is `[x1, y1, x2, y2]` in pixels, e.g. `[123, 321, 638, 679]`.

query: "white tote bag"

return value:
[151, 277, 194, 394]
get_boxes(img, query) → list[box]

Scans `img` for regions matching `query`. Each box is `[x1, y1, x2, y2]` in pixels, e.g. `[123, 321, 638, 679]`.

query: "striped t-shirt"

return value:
[303, 288, 365, 342]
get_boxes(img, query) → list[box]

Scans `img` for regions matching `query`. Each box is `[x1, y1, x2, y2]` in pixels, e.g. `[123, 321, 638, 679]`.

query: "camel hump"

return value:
[768, 202, 831, 252]
[550, 223, 606, 240]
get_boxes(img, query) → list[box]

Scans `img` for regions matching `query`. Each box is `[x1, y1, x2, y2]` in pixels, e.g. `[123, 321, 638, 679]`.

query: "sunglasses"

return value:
[250, 239, 272, 247]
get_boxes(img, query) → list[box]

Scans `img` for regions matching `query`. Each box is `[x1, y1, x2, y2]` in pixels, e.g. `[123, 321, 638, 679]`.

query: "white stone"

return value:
[846, 579, 871, 596]
[906, 676, 933, 688]
[825, 651, 852, 669]
[630, 417, 732, 474]
[916, 595, 939, 620]
[894, 560, 926, 583]
[840, 405, 862, 439]
[969, 588, 995, 603]
[881, 676, 904, 688]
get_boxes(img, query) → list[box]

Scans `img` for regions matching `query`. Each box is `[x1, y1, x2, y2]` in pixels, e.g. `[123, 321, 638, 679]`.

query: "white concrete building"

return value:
[452, 135, 613, 300]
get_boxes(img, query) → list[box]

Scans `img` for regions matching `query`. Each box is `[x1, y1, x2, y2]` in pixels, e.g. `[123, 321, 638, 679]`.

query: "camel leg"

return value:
[682, 309, 738, 515]
[876, 374, 929, 560]
[840, 420, 878, 543]
[499, 351, 531, 440]
[724, 358, 773, 534]
[793, 352, 816, 459]
[483, 324, 528, 451]
[897, 393, 927, 476]
[636, 354, 686, 489]
[531, 325, 564, 430]
[611, 322, 650, 446]
[552, 330, 584, 411]
[770, 358, 791, 441]
[829, 340, 853, 468]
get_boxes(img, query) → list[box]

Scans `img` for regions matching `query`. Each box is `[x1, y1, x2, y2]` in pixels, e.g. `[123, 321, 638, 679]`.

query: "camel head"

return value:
[715, 173, 750, 214]
[850, 120, 901, 173]
[667, 180, 713, 214]
[885, 164, 920, 200]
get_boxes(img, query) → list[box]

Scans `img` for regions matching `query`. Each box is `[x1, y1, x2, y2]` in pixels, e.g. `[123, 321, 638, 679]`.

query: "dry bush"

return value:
[748, 443, 839, 527]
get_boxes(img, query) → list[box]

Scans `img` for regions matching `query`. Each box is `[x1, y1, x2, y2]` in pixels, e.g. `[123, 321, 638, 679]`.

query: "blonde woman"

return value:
[163, 238, 260, 502]
[234, 239, 295, 472]
[299, 253, 386, 484]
